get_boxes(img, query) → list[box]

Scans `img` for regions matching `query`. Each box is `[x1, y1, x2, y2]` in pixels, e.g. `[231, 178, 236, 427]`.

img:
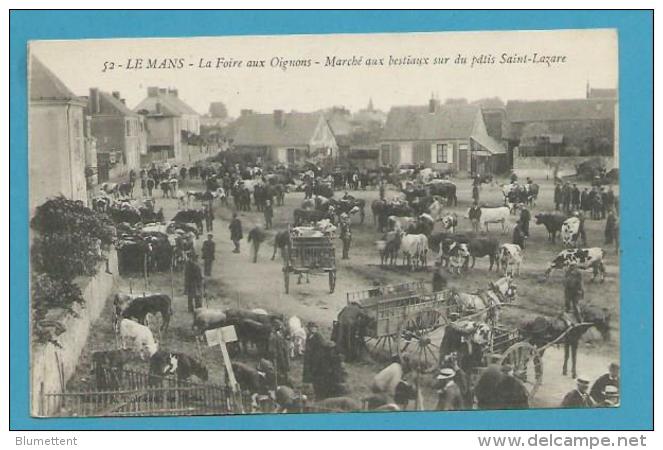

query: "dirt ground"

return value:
[70, 174, 620, 411]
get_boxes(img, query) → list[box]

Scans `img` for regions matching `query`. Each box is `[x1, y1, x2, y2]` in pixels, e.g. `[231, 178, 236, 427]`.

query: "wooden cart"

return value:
[283, 236, 336, 294]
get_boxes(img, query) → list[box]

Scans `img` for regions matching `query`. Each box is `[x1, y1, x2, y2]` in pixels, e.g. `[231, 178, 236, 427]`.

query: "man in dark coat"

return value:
[268, 325, 290, 386]
[184, 255, 203, 312]
[571, 184, 581, 211]
[201, 233, 216, 277]
[561, 376, 595, 408]
[580, 188, 590, 213]
[264, 199, 274, 230]
[519, 206, 531, 237]
[564, 265, 584, 321]
[229, 213, 243, 253]
[339, 213, 352, 260]
[512, 222, 527, 249]
[562, 182, 572, 213]
[554, 183, 563, 211]
[468, 201, 482, 233]
[472, 183, 480, 203]
[247, 226, 267, 263]
[605, 210, 618, 245]
[432, 263, 448, 292]
[496, 364, 529, 409]
[302, 322, 328, 399]
[590, 362, 620, 404]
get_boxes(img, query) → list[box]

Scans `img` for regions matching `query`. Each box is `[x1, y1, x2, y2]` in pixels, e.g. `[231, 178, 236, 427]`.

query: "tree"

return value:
[208, 102, 228, 119]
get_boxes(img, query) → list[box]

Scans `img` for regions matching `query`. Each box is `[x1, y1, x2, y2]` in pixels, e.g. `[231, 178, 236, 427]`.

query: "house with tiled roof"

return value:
[87, 88, 147, 179]
[231, 110, 338, 167]
[505, 96, 617, 178]
[134, 87, 200, 161]
[380, 98, 506, 175]
[29, 56, 89, 210]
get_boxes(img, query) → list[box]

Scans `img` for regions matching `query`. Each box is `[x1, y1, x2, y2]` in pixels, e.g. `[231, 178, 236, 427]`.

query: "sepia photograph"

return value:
[27, 29, 621, 418]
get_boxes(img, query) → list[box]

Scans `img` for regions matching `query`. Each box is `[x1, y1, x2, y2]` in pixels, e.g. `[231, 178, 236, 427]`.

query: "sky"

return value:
[29, 29, 618, 117]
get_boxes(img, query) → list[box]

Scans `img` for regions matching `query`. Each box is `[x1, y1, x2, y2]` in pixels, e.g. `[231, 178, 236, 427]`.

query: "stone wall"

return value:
[31, 250, 119, 416]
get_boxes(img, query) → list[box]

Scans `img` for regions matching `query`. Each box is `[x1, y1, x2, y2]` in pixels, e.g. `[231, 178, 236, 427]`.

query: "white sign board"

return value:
[205, 325, 237, 347]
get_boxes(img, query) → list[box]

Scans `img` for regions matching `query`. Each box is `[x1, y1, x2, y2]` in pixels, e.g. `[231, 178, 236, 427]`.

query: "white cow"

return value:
[561, 217, 581, 247]
[469, 206, 511, 234]
[388, 216, 417, 233]
[447, 242, 471, 274]
[400, 233, 429, 270]
[498, 243, 523, 277]
[287, 316, 307, 358]
[545, 248, 606, 282]
[118, 319, 159, 360]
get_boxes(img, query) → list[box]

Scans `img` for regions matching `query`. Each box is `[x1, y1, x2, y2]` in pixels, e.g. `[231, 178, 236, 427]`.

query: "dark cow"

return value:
[535, 212, 567, 243]
[139, 207, 164, 223]
[149, 351, 209, 383]
[232, 361, 271, 395]
[117, 294, 173, 332]
[467, 238, 500, 271]
[427, 181, 458, 206]
[91, 349, 134, 389]
[118, 181, 135, 198]
[172, 209, 204, 234]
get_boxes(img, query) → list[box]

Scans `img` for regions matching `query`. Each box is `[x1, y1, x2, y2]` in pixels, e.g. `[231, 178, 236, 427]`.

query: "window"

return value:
[436, 144, 448, 163]
[459, 143, 468, 152]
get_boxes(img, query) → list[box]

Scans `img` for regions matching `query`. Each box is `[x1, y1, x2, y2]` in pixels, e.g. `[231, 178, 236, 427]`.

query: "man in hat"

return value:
[434, 368, 464, 411]
[561, 376, 595, 408]
[519, 205, 531, 238]
[264, 199, 274, 230]
[468, 201, 482, 233]
[201, 233, 216, 277]
[564, 264, 584, 321]
[184, 254, 203, 312]
[268, 322, 290, 386]
[599, 386, 620, 407]
[247, 225, 267, 263]
[229, 212, 243, 253]
[204, 204, 215, 232]
[302, 322, 324, 395]
[339, 213, 352, 260]
[590, 362, 620, 404]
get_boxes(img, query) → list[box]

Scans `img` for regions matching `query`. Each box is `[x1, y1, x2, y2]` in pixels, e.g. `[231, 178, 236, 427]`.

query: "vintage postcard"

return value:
[28, 29, 620, 418]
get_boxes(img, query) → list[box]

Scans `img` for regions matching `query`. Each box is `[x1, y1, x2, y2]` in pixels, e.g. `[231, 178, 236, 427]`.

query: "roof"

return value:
[232, 112, 325, 147]
[381, 104, 479, 141]
[29, 56, 80, 102]
[506, 99, 616, 123]
[97, 91, 137, 116]
[470, 110, 506, 155]
[587, 88, 617, 99]
[134, 92, 199, 117]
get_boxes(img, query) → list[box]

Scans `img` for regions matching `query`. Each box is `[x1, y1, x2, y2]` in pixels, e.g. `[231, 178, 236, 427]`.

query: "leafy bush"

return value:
[31, 233, 104, 280]
[31, 273, 84, 347]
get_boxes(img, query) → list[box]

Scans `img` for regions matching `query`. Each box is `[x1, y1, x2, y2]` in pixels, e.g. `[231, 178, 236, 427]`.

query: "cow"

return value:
[535, 212, 567, 243]
[231, 361, 271, 395]
[117, 319, 159, 360]
[377, 231, 401, 266]
[287, 316, 307, 358]
[427, 180, 457, 206]
[498, 243, 523, 277]
[172, 209, 204, 234]
[447, 242, 471, 274]
[388, 215, 417, 233]
[192, 308, 227, 333]
[561, 217, 581, 247]
[469, 206, 510, 234]
[149, 351, 209, 383]
[440, 213, 458, 233]
[117, 294, 173, 332]
[400, 233, 429, 270]
[467, 237, 500, 271]
[544, 248, 606, 282]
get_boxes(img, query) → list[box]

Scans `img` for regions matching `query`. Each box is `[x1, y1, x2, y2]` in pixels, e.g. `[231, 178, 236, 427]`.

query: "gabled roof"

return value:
[506, 99, 616, 123]
[381, 104, 479, 141]
[232, 112, 325, 147]
[97, 91, 137, 117]
[29, 56, 80, 102]
[134, 92, 199, 117]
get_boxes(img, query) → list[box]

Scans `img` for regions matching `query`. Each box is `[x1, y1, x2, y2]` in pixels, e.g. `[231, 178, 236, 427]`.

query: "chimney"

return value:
[240, 109, 253, 117]
[147, 86, 159, 97]
[273, 109, 285, 128]
[89, 88, 100, 114]
[168, 88, 178, 97]
[112, 91, 120, 100]
[429, 97, 440, 113]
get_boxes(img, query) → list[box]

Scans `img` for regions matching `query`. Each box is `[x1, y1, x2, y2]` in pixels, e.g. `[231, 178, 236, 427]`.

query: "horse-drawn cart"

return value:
[283, 236, 336, 294]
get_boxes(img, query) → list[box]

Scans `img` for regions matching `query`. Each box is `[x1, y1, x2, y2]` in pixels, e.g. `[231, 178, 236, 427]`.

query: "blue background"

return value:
[9, 10, 653, 430]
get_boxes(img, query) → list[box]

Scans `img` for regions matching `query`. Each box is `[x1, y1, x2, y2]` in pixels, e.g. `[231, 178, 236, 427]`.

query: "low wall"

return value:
[513, 155, 615, 180]
[31, 250, 119, 416]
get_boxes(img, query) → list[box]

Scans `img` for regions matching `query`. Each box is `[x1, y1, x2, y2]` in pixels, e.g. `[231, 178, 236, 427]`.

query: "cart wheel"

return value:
[283, 269, 290, 294]
[498, 342, 543, 400]
[397, 309, 447, 373]
[329, 271, 336, 293]
[362, 334, 397, 361]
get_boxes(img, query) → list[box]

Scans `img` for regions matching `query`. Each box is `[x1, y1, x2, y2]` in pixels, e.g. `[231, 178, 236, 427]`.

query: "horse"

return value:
[334, 302, 376, 362]
[271, 230, 293, 261]
[448, 276, 517, 325]
[519, 304, 611, 379]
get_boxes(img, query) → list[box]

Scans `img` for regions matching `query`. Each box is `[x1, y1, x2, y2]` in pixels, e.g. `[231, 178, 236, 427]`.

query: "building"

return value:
[505, 96, 617, 178]
[231, 110, 338, 167]
[134, 87, 200, 163]
[87, 88, 146, 181]
[380, 98, 506, 175]
[29, 56, 88, 211]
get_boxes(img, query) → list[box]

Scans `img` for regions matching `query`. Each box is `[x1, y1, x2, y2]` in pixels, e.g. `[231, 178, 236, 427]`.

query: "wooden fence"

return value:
[38, 365, 245, 417]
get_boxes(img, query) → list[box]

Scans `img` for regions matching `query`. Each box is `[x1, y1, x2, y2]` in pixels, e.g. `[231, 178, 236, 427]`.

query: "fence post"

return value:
[38, 382, 45, 417]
